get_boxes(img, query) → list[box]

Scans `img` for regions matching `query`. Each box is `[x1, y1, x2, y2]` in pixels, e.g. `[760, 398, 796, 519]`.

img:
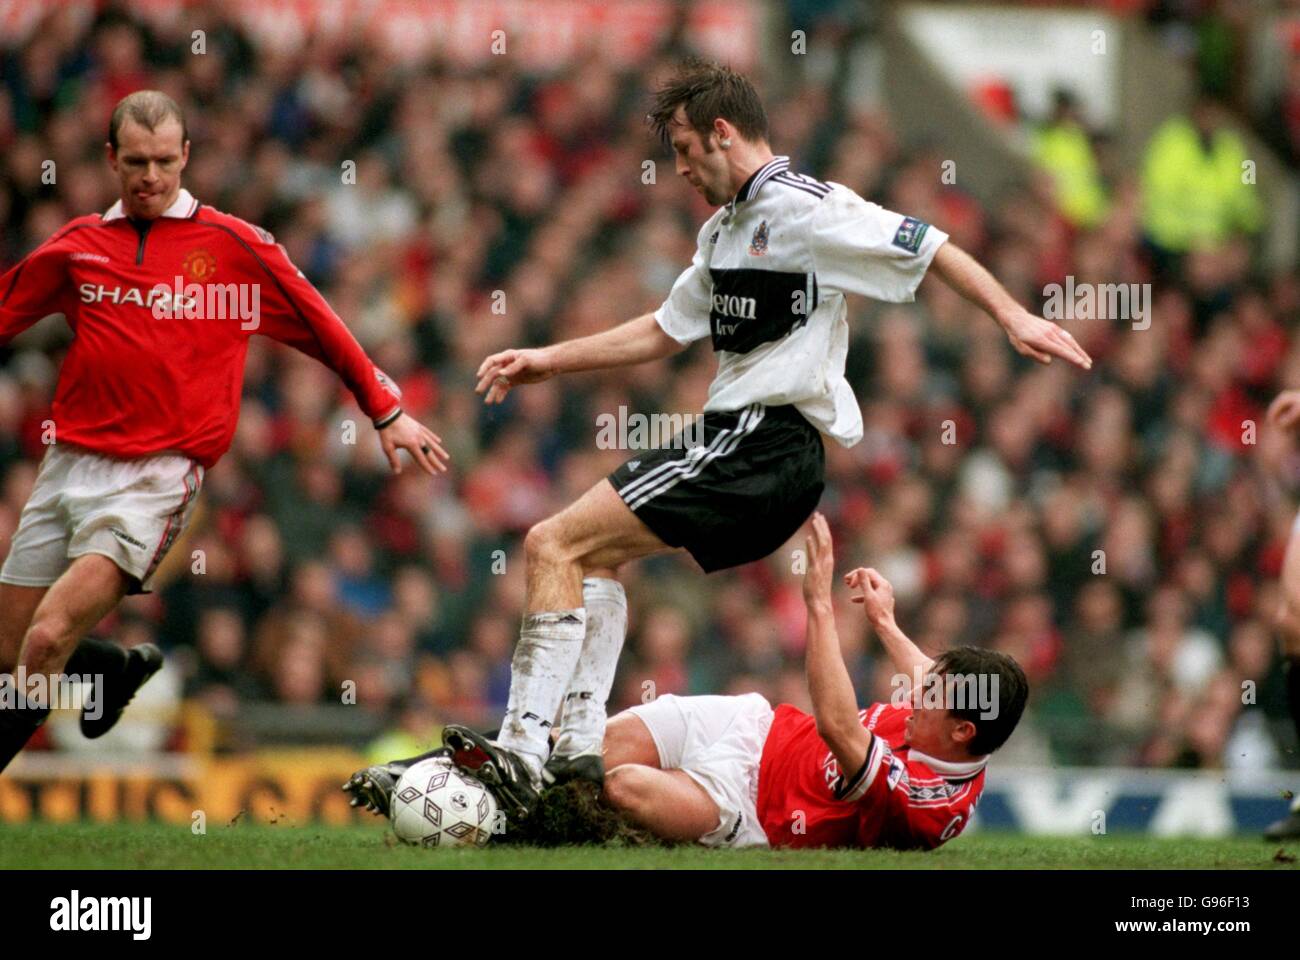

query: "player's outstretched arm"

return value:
[802, 513, 872, 777]
[845, 567, 935, 679]
[0, 230, 71, 343]
[475, 312, 686, 404]
[929, 241, 1092, 371]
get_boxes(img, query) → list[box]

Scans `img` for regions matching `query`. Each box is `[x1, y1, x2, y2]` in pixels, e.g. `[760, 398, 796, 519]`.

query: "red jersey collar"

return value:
[102, 188, 199, 222]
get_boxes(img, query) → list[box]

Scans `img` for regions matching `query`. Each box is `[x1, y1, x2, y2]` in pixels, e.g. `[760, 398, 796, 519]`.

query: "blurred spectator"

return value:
[1141, 94, 1264, 257]
[1032, 88, 1110, 229]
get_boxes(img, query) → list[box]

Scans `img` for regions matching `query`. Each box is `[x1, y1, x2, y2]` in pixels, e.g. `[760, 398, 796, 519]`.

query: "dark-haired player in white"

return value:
[347, 59, 1088, 823]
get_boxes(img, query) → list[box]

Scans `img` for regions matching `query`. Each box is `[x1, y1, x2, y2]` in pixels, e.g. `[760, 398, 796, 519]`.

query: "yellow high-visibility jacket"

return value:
[1032, 122, 1109, 228]
[1141, 116, 1264, 252]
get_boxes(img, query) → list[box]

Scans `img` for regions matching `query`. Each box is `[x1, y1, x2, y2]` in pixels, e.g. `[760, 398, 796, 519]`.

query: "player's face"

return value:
[904, 671, 977, 754]
[905, 672, 958, 752]
[669, 109, 731, 206]
[108, 118, 189, 220]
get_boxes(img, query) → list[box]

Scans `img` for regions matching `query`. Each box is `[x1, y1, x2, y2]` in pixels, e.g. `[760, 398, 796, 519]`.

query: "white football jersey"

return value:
[655, 156, 949, 447]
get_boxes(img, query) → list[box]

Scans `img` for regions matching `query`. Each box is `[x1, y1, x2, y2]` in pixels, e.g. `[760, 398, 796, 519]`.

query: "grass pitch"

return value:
[1, 822, 1297, 869]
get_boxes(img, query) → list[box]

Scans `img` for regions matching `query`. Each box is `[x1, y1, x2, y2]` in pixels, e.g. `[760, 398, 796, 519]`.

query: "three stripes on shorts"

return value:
[617, 403, 766, 511]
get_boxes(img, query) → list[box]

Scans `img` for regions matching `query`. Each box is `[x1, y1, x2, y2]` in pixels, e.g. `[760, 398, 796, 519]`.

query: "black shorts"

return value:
[608, 403, 825, 573]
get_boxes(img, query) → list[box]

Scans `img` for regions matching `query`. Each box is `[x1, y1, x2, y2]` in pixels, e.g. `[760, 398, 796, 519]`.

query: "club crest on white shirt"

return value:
[748, 219, 769, 256]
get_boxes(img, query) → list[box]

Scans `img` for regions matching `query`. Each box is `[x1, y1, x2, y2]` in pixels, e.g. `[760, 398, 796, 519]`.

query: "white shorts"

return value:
[626, 692, 774, 848]
[0, 444, 204, 593]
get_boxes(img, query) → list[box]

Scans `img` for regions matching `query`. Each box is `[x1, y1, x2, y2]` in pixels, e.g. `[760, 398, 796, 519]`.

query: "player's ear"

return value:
[950, 718, 978, 751]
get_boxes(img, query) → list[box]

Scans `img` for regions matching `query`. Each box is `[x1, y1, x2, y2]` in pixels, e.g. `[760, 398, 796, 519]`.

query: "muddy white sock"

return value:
[553, 578, 628, 759]
[496, 608, 587, 779]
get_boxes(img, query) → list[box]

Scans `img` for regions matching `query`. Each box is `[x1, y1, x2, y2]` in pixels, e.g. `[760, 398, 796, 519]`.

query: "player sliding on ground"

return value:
[352, 515, 1027, 850]
[0, 91, 447, 775]
[346, 58, 1086, 823]
[597, 514, 1026, 848]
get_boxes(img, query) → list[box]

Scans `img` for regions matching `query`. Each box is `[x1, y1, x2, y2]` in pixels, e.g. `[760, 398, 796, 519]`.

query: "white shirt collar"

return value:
[102, 188, 199, 222]
[906, 747, 988, 780]
[723, 155, 791, 221]
[735, 155, 789, 203]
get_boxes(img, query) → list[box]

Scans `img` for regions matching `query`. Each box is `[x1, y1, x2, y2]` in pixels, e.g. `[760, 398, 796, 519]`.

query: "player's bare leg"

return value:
[1267, 523, 1300, 839]
[0, 555, 131, 773]
[444, 479, 673, 805]
[603, 764, 721, 843]
[0, 573, 162, 746]
[0, 583, 47, 673]
[17, 556, 130, 676]
[602, 711, 663, 768]
[523, 479, 669, 613]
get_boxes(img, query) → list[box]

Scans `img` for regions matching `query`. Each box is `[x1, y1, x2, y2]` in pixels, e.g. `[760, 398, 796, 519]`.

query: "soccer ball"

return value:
[390, 757, 498, 848]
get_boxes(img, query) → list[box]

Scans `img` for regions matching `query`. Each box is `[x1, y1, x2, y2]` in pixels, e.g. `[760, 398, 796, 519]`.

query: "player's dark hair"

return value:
[647, 58, 768, 147]
[933, 647, 1028, 756]
[109, 90, 188, 151]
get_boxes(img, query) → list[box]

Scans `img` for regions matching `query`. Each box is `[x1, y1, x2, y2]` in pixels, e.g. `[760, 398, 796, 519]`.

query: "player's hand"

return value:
[378, 413, 449, 476]
[1267, 390, 1300, 431]
[802, 512, 835, 608]
[475, 348, 556, 404]
[1000, 307, 1092, 370]
[845, 567, 895, 627]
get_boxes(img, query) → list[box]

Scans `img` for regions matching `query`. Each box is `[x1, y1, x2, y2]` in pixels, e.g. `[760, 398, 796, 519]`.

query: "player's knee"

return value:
[603, 764, 652, 814]
[603, 713, 656, 768]
[603, 715, 635, 765]
[524, 517, 572, 568]
[21, 614, 74, 669]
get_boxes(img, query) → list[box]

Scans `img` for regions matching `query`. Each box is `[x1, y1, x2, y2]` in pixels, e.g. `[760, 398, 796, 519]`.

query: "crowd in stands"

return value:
[1, 1, 1297, 769]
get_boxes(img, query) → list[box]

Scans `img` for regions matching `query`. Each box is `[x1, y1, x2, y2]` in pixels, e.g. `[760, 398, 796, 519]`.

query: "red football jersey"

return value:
[756, 701, 986, 850]
[0, 190, 402, 468]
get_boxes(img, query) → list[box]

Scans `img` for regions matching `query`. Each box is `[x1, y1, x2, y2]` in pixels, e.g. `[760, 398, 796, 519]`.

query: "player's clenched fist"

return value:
[475, 348, 556, 404]
[845, 567, 895, 627]
[802, 512, 834, 607]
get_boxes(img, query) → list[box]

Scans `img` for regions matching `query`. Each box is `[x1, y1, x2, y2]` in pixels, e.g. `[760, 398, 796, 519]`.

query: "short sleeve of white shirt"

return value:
[653, 220, 716, 345]
[809, 187, 949, 304]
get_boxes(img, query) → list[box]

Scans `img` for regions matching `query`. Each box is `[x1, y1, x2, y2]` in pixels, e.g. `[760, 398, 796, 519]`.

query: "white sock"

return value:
[496, 608, 587, 779]
[553, 577, 628, 759]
